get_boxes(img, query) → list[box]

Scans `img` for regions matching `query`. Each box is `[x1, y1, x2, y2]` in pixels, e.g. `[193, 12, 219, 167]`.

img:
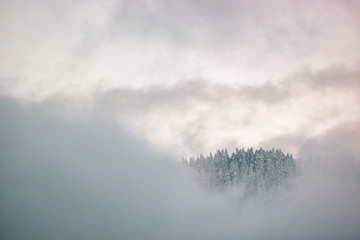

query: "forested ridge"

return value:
[183, 148, 297, 196]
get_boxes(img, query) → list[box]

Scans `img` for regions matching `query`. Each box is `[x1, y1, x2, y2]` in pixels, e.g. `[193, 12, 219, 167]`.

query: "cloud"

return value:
[1, 0, 359, 156]
[1, 1, 360, 237]
[97, 79, 289, 112]
[1, 0, 360, 99]
[1, 95, 360, 240]
[299, 121, 360, 160]
[95, 79, 293, 154]
[260, 119, 360, 161]
[284, 66, 360, 92]
[93, 66, 360, 156]
[97, 66, 360, 109]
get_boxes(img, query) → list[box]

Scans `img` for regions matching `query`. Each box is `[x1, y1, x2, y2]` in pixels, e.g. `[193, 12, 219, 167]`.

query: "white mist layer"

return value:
[1, 96, 359, 240]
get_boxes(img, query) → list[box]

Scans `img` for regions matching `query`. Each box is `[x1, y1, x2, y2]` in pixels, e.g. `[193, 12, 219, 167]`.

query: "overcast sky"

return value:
[1, 0, 359, 156]
[1, 2, 360, 239]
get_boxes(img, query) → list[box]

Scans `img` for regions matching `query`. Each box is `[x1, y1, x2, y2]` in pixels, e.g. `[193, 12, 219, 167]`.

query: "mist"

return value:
[1, 96, 360, 240]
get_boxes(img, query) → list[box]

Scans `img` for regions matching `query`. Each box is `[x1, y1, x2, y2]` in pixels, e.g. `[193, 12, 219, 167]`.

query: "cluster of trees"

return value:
[183, 147, 297, 196]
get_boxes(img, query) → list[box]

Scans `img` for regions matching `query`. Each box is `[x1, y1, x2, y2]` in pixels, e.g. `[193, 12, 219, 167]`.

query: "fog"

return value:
[1, 0, 360, 157]
[1, 96, 360, 240]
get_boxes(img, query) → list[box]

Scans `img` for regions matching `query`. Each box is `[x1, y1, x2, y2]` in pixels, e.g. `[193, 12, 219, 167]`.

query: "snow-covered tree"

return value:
[183, 147, 297, 196]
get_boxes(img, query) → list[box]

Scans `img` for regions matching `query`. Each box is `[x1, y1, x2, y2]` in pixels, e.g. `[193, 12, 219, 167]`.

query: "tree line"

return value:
[183, 147, 297, 196]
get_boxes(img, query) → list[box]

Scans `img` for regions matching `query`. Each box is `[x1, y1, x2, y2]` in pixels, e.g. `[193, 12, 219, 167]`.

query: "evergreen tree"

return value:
[183, 147, 297, 196]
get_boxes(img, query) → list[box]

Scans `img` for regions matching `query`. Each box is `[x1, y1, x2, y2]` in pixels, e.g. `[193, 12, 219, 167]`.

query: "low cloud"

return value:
[98, 66, 360, 110]
[299, 121, 360, 160]
[97, 79, 289, 113]
[260, 119, 360, 161]
[1, 96, 360, 240]
[95, 66, 360, 156]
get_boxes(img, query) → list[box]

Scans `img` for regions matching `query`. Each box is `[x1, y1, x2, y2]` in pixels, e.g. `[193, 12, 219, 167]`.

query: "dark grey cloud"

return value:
[97, 79, 289, 113]
[284, 67, 360, 91]
[97, 66, 360, 111]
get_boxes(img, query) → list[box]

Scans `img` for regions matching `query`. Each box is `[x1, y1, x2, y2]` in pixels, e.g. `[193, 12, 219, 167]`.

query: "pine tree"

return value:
[184, 147, 297, 196]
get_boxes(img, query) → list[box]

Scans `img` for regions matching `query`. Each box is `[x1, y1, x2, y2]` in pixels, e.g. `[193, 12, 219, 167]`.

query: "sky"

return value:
[1, 0, 360, 157]
[1, 1, 360, 238]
